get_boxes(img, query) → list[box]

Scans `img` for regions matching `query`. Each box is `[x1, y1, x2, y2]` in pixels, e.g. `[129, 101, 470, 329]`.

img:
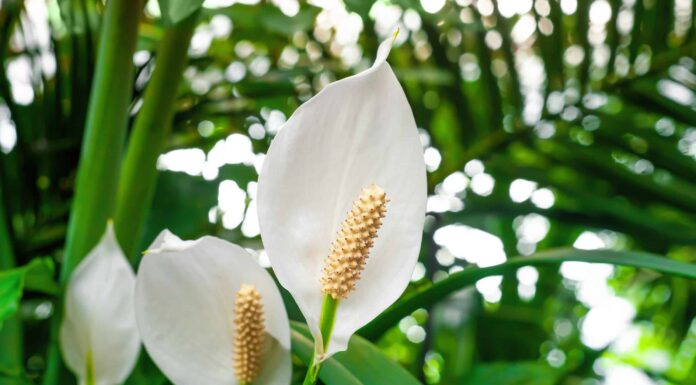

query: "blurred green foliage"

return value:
[1, 0, 695, 384]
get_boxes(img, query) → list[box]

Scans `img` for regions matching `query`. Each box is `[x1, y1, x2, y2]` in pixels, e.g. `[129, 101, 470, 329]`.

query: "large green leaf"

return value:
[291, 322, 422, 385]
[158, 0, 204, 25]
[0, 258, 58, 329]
[209, 4, 320, 38]
[462, 362, 563, 385]
[359, 248, 696, 340]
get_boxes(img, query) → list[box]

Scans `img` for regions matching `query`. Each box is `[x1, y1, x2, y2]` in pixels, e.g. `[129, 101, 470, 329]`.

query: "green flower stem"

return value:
[44, 0, 144, 384]
[114, 12, 198, 260]
[85, 351, 95, 385]
[302, 295, 339, 385]
[319, 295, 339, 350]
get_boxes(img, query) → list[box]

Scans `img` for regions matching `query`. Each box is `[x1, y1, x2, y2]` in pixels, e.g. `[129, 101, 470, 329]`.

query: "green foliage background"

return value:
[0, 0, 695, 384]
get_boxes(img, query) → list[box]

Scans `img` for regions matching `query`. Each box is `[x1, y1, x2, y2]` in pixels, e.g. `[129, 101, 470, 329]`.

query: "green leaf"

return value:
[0, 270, 23, 330]
[462, 362, 563, 385]
[291, 327, 362, 385]
[0, 258, 57, 329]
[23, 258, 60, 295]
[212, 4, 320, 37]
[359, 248, 696, 340]
[291, 322, 422, 385]
[159, 0, 204, 25]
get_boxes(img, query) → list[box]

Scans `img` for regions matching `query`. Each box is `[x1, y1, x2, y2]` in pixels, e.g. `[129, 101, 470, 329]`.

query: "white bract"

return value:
[60, 223, 140, 385]
[258, 36, 426, 358]
[134, 231, 291, 385]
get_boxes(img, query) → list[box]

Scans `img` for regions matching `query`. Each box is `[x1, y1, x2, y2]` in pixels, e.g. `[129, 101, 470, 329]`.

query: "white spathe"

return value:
[134, 231, 291, 385]
[257, 37, 427, 357]
[60, 223, 140, 385]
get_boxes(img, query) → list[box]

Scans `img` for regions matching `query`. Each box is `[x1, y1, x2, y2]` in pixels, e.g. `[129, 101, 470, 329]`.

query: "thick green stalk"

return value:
[114, 12, 197, 260]
[302, 295, 339, 385]
[44, 1, 143, 385]
[60, 0, 144, 282]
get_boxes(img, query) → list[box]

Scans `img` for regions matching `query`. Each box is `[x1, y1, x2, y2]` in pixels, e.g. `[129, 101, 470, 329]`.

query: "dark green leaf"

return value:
[23, 258, 60, 295]
[212, 4, 320, 37]
[291, 327, 362, 385]
[463, 362, 563, 385]
[0, 258, 57, 329]
[0, 270, 23, 330]
[158, 0, 204, 25]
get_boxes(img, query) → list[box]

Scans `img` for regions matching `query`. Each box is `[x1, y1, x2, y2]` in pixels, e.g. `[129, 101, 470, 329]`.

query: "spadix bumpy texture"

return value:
[59, 223, 140, 385]
[135, 231, 291, 385]
[257, 36, 427, 358]
[234, 284, 265, 384]
[321, 184, 388, 300]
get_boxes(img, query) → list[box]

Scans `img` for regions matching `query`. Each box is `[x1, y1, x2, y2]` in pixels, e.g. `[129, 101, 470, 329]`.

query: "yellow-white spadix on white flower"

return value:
[257, 35, 427, 360]
[59, 223, 140, 385]
[134, 231, 291, 385]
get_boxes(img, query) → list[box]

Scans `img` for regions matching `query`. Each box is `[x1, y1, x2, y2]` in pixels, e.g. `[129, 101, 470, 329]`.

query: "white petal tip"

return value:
[374, 36, 396, 68]
[146, 230, 195, 253]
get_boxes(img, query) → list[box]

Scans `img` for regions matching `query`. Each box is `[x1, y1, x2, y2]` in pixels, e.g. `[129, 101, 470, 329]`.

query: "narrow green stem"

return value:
[302, 295, 339, 385]
[319, 295, 338, 350]
[114, 12, 198, 260]
[85, 351, 95, 385]
[302, 359, 321, 385]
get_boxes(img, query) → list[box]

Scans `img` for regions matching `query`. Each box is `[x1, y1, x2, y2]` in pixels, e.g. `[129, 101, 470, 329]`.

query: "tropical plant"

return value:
[0, 0, 695, 384]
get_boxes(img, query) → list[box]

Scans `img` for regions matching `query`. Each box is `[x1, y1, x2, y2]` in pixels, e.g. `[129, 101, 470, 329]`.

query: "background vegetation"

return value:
[1, 0, 695, 384]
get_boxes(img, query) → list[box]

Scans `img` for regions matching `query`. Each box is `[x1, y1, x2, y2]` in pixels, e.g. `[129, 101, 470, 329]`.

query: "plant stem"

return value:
[319, 295, 338, 350]
[85, 351, 95, 385]
[60, 0, 144, 282]
[114, 12, 198, 260]
[45, 0, 143, 384]
[302, 295, 339, 385]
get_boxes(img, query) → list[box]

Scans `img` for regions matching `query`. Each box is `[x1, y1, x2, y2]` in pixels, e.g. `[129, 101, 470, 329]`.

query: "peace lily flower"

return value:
[134, 230, 291, 385]
[257, 33, 426, 379]
[59, 223, 140, 385]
